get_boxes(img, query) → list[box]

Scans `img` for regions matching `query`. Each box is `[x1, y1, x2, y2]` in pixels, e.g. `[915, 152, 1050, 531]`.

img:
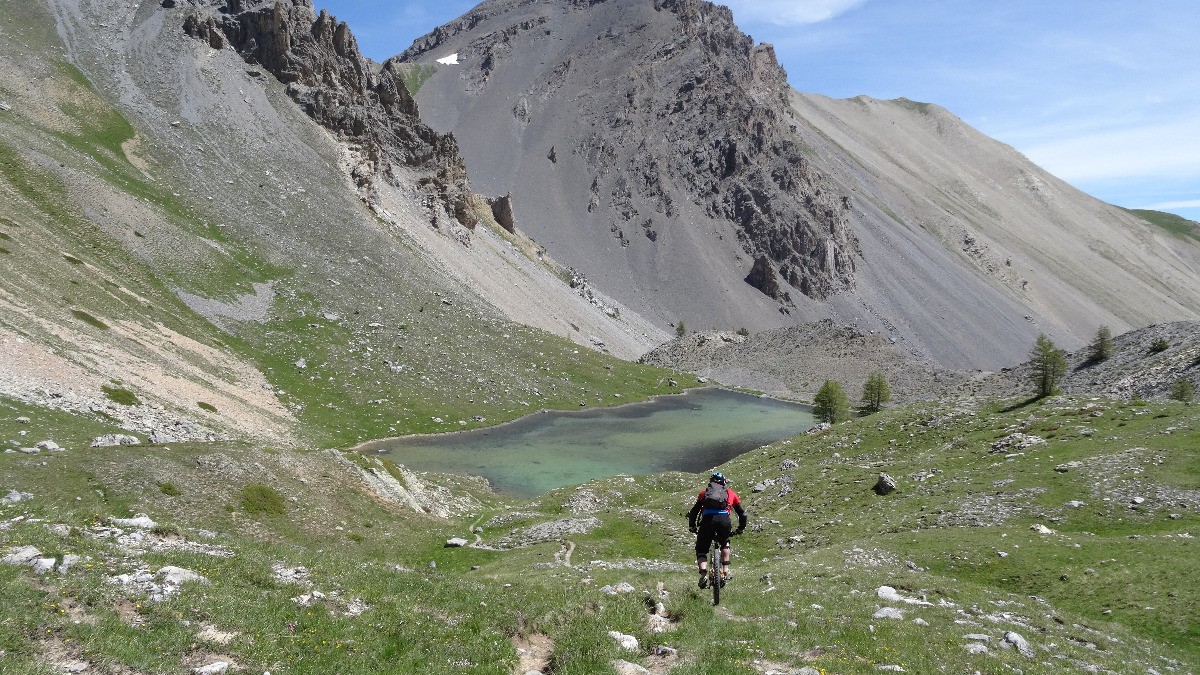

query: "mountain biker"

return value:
[687, 471, 747, 588]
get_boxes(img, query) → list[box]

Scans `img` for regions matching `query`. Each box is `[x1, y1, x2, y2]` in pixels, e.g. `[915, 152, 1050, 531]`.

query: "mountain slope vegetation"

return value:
[1, 1, 1198, 673]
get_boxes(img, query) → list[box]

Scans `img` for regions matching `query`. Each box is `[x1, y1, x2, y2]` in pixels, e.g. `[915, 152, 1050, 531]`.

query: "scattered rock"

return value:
[2, 490, 34, 504]
[193, 662, 229, 675]
[57, 554, 81, 575]
[873, 473, 897, 495]
[445, 537, 469, 547]
[873, 607, 905, 620]
[111, 514, 157, 529]
[90, 434, 140, 448]
[35, 440, 62, 452]
[876, 586, 932, 605]
[1003, 631, 1035, 658]
[991, 433, 1046, 453]
[608, 631, 639, 652]
[964, 642, 988, 654]
[1055, 461, 1083, 472]
[2, 545, 42, 566]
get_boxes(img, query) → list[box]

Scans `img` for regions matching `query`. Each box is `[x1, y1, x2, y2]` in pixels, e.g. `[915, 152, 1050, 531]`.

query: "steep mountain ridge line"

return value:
[182, 0, 476, 228]
[401, 0, 859, 306]
[789, 92, 1200, 337]
[402, 0, 1200, 370]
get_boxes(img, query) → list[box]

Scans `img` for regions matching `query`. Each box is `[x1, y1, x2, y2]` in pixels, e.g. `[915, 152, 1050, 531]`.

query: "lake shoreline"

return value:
[348, 385, 811, 453]
[355, 388, 816, 497]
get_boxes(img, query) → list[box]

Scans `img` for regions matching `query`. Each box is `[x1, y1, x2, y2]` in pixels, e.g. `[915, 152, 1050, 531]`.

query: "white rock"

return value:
[873, 607, 905, 620]
[111, 514, 157, 529]
[2, 545, 42, 566]
[90, 434, 140, 448]
[1030, 524, 1055, 535]
[607, 630, 639, 651]
[35, 440, 61, 451]
[194, 662, 229, 675]
[1003, 631, 1034, 657]
[32, 557, 57, 574]
[158, 566, 208, 585]
[444, 537, 469, 547]
[964, 643, 988, 654]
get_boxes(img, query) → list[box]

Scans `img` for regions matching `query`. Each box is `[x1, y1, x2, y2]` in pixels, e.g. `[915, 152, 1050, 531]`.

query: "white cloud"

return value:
[1020, 118, 1200, 183]
[1144, 199, 1200, 210]
[720, 0, 869, 27]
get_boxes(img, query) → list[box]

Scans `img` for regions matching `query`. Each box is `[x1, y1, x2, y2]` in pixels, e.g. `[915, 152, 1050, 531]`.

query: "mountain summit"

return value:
[402, 0, 1200, 368]
[400, 0, 859, 315]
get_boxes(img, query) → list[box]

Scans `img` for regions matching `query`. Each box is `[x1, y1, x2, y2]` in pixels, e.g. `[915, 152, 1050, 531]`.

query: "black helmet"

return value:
[710, 471, 726, 484]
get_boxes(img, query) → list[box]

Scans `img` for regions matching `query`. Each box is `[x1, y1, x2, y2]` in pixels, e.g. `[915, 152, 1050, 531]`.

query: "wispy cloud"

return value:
[721, 0, 869, 27]
[1020, 117, 1200, 183]
[1144, 199, 1200, 211]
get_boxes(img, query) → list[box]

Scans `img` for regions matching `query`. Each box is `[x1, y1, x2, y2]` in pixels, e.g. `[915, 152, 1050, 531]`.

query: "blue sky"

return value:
[315, 0, 1200, 223]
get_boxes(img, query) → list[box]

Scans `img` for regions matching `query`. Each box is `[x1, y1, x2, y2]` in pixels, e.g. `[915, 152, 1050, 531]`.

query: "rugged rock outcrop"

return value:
[401, 0, 858, 309]
[183, 0, 475, 227]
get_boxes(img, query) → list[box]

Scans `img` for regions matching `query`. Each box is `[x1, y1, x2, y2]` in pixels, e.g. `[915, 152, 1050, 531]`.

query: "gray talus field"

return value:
[403, 0, 1200, 370]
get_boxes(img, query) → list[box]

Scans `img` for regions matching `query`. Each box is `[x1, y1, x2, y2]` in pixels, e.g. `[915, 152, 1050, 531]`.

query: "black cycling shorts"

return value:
[694, 514, 732, 557]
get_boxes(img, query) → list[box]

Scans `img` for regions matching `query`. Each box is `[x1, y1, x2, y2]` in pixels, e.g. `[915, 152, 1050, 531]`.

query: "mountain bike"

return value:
[705, 531, 738, 605]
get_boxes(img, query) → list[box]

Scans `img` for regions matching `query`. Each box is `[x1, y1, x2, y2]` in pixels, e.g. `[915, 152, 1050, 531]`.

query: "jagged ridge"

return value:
[401, 0, 858, 304]
[183, 0, 476, 227]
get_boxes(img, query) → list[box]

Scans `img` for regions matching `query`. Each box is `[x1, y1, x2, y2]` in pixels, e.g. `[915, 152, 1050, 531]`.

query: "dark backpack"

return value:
[702, 481, 728, 511]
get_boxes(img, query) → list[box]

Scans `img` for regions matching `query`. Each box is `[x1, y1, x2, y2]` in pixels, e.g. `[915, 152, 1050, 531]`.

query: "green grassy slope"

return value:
[2, 393, 1195, 673]
[1126, 208, 1200, 242]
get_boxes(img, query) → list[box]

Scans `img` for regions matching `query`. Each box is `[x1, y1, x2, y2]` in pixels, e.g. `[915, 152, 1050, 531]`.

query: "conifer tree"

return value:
[1171, 378, 1195, 404]
[1030, 333, 1067, 398]
[1089, 325, 1114, 362]
[813, 379, 851, 424]
[860, 372, 891, 414]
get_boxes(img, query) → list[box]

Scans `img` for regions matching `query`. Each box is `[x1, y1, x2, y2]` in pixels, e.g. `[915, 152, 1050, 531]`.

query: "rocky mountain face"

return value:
[402, 0, 1200, 369]
[0, 0, 673, 447]
[401, 0, 858, 327]
[181, 0, 474, 227]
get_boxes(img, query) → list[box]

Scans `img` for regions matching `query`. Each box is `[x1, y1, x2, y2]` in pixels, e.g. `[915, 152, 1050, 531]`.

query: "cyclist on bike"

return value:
[688, 471, 747, 588]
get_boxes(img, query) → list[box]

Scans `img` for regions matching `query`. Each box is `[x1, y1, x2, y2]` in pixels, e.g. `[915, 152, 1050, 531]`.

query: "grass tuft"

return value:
[101, 385, 139, 406]
[239, 483, 287, 516]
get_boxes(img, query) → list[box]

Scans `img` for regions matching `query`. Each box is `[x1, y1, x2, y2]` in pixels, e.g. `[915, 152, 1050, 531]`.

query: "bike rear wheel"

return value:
[709, 545, 721, 605]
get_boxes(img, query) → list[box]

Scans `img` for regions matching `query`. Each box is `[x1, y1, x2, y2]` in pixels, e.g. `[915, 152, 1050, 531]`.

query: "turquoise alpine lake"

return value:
[363, 388, 814, 497]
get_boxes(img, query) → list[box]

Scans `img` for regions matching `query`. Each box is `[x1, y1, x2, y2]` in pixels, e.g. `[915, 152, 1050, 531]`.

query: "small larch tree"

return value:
[860, 371, 891, 414]
[1089, 325, 1114, 362]
[1030, 333, 1067, 398]
[813, 379, 851, 424]
[1171, 378, 1194, 404]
